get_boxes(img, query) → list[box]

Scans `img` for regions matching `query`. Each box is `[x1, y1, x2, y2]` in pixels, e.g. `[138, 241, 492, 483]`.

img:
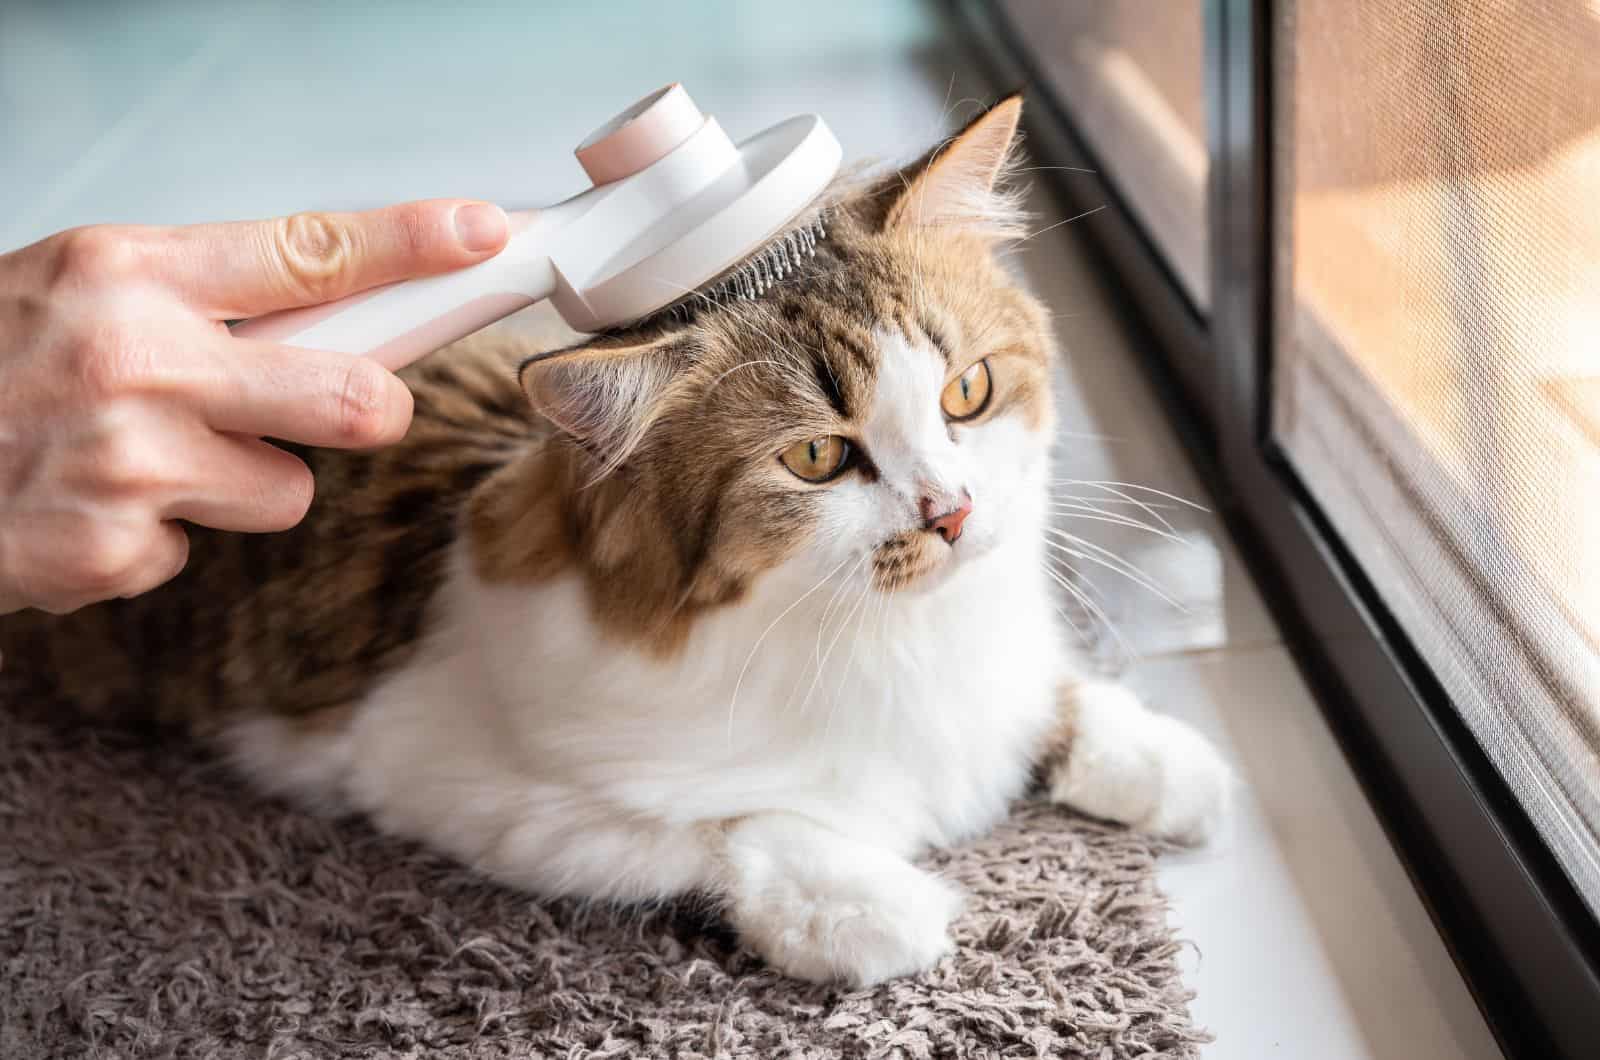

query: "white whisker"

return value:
[1057, 481, 1180, 534]
[1052, 494, 1181, 511]
[815, 553, 870, 666]
[802, 582, 871, 717]
[1054, 479, 1209, 512]
[704, 359, 791, 394]
[824, 581, 879, 740]
[726, 553, 853, 746]
[1045, 531, 1189, 613]
[1017, 205, 1108, 244]
[1048, 504, 1187, 544]
[1041, 559, 1131, 663]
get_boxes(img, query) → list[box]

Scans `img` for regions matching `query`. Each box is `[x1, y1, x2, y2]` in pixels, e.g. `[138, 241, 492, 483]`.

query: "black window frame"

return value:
[949, 2, 1600, 1056]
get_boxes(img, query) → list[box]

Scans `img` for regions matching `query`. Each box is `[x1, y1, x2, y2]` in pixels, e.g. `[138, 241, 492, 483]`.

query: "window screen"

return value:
[1271, 0, 1600, 911]
[996, 0, 1209, 310]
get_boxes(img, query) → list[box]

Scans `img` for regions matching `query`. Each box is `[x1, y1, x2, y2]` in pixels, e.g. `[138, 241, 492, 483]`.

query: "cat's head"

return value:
[514, 96, 1054, 642]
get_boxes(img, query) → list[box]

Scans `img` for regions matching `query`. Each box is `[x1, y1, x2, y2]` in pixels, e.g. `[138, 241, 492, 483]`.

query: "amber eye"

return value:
[941, 359, 992, 421]
[779, 435, 851, 483]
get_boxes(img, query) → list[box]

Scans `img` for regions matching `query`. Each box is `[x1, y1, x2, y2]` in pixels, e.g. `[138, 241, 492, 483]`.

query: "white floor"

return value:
[2, 2, 1503, 1055]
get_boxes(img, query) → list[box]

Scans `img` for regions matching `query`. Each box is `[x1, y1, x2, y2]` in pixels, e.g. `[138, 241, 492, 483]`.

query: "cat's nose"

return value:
[921, 491, 974, 545]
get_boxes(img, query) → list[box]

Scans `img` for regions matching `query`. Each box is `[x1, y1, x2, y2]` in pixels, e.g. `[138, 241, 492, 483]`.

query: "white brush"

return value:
[231, 84, 841, 369]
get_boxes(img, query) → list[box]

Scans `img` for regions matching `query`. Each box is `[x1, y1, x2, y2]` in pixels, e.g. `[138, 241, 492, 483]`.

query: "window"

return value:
[1273, 0, 1600, 916]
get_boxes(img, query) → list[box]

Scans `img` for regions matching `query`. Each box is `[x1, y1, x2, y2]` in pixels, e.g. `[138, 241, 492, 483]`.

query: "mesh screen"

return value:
[1272, 0, 1600, 910]
[998, 0, 1209, 308]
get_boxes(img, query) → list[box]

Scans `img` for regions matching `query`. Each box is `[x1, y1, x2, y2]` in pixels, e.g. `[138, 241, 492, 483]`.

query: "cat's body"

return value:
[0, 98, 1231, 985]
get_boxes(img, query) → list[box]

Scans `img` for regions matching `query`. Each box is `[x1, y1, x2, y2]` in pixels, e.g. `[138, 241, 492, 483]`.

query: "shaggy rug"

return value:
[0, 708, 1208, 1059]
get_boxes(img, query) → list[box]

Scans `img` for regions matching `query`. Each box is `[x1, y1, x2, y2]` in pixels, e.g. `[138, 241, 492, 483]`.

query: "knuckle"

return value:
[53, 225, 143, 285]
[332, 359, 400, 447]
[74, 524, 147, 595]
[92, 432, 169, 497]
[273, 212, 354, 301]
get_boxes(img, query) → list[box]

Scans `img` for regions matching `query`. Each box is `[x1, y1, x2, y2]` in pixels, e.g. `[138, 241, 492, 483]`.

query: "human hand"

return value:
[0, 200, 509, 614]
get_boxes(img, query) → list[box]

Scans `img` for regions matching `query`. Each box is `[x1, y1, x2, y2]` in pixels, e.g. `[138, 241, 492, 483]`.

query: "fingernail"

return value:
[453, 202, 508, 253]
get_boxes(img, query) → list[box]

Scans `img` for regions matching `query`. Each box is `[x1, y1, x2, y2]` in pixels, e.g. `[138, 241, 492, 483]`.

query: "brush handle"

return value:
[230, 209, 557, 371]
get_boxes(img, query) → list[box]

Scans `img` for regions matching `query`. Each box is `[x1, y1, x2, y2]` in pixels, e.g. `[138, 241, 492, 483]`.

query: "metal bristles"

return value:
[651, 210, 829, 325]
[702, 209, 829, 307]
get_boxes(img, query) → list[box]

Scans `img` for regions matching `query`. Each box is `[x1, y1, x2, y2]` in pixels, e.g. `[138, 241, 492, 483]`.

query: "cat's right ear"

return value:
[880, 93, 1026, 240]
[517, 329, 692, 470]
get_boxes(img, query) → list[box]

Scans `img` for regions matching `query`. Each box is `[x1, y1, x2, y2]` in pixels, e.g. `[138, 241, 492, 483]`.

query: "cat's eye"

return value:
[779, 435, 851, 483]
[941, 359, 992, 421]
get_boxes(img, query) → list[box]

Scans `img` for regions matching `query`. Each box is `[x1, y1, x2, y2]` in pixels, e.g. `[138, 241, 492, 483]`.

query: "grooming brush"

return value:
[232, 85, 841, 369]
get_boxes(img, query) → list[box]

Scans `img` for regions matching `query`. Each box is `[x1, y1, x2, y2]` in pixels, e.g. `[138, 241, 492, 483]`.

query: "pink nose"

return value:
[921, 492, 974, 545]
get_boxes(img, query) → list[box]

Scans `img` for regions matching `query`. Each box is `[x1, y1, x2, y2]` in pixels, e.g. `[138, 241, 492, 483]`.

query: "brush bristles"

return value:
[699, 211, 829, 307]
[646, 211, 829, 326]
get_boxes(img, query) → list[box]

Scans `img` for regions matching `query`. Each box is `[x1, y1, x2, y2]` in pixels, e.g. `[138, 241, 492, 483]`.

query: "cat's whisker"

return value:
[1056, 483, 1184, 541]
[815, 552, 870, 667]
[1048, 504, 1186, 544]
[802, 580, 872, 719]
[1053, 483, 1182, 536]
[833, 574, 877, 702]
[704, 359, 793, 395]
[787, 552, 869, 716]
[1012, 163, 1099, 175]
[1054, 479, 1209, 513]
[1037, 564, 1093, 643]
[1044, 532, 1190, 614]
[1040, 559, 1132, 663]
[1016, 204, 1108, 245]
[823, 579, 880, 739]
[726, 552, 854, 747]
[1052, 494, 1181, 511]
[1047, 526, 1174, 594]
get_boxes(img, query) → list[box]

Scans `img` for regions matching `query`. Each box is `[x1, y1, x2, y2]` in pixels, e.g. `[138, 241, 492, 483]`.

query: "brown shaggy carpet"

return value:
[0, 709, 1208, 1059]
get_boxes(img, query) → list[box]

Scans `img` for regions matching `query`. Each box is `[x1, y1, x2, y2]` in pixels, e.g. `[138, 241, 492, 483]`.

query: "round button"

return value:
[575, 83, 707, 185]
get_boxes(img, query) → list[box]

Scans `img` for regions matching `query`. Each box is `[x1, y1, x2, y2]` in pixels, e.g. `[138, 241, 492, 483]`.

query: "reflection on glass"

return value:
[999, 1, 1209, 309]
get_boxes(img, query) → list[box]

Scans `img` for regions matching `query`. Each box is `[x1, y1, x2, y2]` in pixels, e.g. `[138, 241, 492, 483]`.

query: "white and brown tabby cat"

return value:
[0, 96, 1230, 986]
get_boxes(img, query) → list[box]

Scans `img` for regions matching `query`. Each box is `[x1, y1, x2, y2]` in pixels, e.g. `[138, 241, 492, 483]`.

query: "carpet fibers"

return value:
[0, 710, 1207, 1059]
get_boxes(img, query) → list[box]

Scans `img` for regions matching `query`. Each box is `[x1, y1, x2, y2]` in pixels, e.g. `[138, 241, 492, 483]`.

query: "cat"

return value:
[0, 95, 1231, 987]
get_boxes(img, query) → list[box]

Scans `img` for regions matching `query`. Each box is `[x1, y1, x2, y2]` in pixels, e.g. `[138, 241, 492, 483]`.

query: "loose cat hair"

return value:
[0, 96, 1231, 985]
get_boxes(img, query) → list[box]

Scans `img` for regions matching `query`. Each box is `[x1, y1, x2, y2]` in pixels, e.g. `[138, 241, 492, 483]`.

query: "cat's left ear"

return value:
[885, 93, 1026, 240]
[518, 327, 692, 471]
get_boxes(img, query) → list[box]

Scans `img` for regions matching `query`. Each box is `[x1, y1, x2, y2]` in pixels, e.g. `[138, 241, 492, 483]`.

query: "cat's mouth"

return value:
[870, 530, 957, 593]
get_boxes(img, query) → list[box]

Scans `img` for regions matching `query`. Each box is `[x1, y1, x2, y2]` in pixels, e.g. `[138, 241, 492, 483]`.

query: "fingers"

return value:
[163, 434, 316, 533]
[0, 512, 190, 615]
[153, 199, 509, 319]
[197, 337, 413, 449]
[0, 435, 313, 613]
[113, 521, 191, 600]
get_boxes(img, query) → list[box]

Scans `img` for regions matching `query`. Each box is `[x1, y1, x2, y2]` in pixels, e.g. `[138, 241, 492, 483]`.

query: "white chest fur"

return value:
[328, 522, 1066, 901]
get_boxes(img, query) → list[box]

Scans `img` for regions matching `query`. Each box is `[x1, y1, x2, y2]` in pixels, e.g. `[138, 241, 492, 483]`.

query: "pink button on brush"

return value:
[233, 84, 841, 369]
[575, 83, 705, 184]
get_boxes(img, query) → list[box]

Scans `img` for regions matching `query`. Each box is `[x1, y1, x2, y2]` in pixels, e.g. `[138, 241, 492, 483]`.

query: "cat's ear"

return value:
[884, 93, 1026, 239]
[518, 328, 692, 470]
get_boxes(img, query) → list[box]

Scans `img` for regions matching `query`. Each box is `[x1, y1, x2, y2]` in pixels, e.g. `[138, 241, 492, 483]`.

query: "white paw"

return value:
[1050, 682, 1233, 845]
[726, 820, 961, 986]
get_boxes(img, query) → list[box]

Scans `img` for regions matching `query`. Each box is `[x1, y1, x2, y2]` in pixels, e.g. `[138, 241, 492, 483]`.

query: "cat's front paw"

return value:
[1049, 682, 1233, 845]
[725, 817, 961, 986]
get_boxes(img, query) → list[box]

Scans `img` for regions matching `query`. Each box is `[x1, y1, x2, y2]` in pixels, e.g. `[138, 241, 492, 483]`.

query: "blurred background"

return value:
[1, 1, 989, 250]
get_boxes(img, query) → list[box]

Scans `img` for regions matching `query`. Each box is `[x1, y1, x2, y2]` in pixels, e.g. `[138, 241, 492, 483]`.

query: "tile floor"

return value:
[2, 1, 1504, 1055]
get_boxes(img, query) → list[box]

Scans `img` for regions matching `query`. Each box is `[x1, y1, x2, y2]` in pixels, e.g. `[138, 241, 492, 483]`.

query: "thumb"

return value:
[157, 199, 509, 319]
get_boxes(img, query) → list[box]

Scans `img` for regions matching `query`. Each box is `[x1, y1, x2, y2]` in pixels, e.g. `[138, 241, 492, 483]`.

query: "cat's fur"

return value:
[0, 97, 1230, 986]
